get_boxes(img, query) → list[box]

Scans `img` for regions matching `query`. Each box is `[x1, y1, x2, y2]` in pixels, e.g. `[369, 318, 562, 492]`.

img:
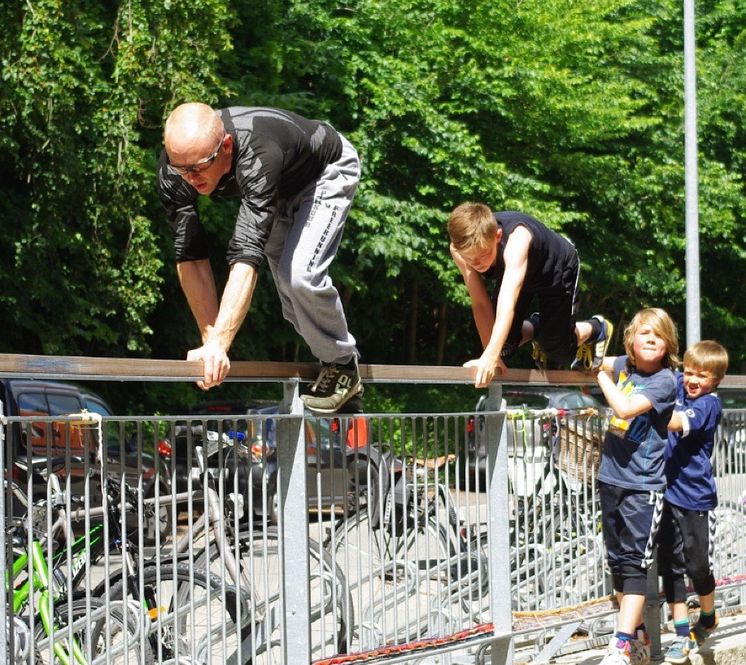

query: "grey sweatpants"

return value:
[264, 134, 359, 365]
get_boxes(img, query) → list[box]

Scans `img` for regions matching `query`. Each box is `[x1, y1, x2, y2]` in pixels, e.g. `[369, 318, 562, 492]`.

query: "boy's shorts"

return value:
[657, 500, 715, 584]
[503, 255, 580, 365]
[599, 481, 665, 595]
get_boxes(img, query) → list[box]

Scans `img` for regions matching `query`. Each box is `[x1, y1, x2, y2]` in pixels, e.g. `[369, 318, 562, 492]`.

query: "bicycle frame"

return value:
[8, 530, 90, 664]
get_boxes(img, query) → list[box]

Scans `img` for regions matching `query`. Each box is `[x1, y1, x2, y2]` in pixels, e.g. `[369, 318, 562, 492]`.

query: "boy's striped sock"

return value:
[674, 618, 690, 638]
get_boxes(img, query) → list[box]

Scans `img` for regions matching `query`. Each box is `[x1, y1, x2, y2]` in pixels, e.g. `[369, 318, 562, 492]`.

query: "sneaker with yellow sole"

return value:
[572, 315, 613, 372]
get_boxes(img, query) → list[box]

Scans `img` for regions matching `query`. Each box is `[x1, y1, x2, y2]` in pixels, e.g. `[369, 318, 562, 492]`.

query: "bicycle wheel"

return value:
[32, 596, 154, 665]
[194, 526, 351, 662]
[714, 501, 746, 581]
[329, 508, 453, 650]
[140, 478, 173, 547]
[107, 563, 247, 665]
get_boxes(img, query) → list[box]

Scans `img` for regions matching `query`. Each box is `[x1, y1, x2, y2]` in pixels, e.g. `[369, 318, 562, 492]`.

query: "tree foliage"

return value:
[1, 0, 745, 413]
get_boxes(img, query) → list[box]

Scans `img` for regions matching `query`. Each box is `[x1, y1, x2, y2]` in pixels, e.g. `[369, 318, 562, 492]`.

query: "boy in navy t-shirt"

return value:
[658, 340, 729, 664]
[595, 308, 678, 665]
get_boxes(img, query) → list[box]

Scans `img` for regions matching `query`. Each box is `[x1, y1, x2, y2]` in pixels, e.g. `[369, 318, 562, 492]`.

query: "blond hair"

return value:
[683, 340, 729, 380]
[447, 202, 498, 252]
[623, 307, 680, 368]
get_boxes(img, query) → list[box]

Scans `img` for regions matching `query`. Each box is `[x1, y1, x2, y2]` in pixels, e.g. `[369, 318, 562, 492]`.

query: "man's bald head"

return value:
[164, 103, 224, 157]
[163, 103, 232, 195]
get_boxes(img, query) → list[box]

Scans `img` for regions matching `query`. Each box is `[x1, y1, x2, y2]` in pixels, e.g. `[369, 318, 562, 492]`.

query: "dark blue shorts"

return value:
[599, 481, 664, 595]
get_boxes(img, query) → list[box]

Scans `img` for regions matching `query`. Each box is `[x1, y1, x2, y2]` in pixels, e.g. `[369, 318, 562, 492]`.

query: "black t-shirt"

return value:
[157, 107, 343, 268]
[485, 211, 578, 294]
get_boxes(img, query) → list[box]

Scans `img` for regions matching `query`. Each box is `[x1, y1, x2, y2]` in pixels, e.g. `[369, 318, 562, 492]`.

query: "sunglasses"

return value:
[169, 133, 225, 176]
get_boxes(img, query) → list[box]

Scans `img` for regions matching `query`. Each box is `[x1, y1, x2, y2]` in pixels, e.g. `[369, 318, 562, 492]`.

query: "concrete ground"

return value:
[549, 611, 746, 664]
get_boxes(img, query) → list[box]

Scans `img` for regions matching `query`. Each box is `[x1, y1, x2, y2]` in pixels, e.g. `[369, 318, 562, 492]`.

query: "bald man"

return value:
[157, 103, 362, 413]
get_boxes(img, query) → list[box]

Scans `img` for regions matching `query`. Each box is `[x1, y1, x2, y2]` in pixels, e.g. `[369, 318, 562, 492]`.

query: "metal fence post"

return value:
[483, 383, 513, 664]
[277, 379, 311, 662]
[646, 558, 662, 659]
[0, 402, 7, 665]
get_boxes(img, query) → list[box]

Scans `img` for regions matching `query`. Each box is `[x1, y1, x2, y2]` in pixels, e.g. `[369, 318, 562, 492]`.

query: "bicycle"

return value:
[506, 406, 608, 610]
[324, 407, 610, 652]
[107, 418, 352, 664]
[7, 413, 238, 664]
[325, 452, 491, 652]
[5, 455, 152, 664]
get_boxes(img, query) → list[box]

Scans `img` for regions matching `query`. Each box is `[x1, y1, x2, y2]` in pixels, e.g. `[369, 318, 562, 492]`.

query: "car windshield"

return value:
[504, 393, 549, 409]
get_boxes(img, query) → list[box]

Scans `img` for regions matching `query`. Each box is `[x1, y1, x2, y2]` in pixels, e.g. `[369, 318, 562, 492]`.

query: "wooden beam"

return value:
[1, 352, 745, 388]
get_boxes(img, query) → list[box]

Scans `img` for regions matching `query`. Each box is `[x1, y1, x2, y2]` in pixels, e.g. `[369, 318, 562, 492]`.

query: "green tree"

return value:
[1, 0, 745, 416]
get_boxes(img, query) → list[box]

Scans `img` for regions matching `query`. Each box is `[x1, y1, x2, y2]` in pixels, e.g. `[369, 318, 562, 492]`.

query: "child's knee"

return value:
[662, 575, 687, 604]
[691, 573, 716, 597]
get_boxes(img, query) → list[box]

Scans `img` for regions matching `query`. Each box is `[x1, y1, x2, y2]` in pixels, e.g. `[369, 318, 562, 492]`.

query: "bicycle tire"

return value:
[713, 501, 746, 578]
[329, 508, 454, 650]
[193, 526, 352, 662]
[32, 595, 154, 665]
[106, 562, 247, 665]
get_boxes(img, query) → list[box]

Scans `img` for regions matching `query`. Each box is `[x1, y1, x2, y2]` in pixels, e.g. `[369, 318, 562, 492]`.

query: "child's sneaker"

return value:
[630, 629, 651, 665]
[301, 358, 363, 413]
[571, 342, 593, 372]
[689, 616, 718, 650]
[663, 635, 696, 664]
[600, 637, 633, 665]
[571, 315, 613, 372]
[531, 341, 548, 370]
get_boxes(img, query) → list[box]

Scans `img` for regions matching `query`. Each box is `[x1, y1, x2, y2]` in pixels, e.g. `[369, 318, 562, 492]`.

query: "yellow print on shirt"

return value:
[608, 369, 638, 437]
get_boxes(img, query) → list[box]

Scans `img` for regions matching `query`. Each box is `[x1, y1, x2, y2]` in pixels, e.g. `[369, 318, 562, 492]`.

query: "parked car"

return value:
[1, 378, 170, 543]
[464, 387, 608, 486]
[180, 395, 379, 523]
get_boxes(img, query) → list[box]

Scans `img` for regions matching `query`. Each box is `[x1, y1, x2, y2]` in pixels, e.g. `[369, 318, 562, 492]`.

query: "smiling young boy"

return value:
[658, 340, 729, 664]
[447, 203, 612, 386]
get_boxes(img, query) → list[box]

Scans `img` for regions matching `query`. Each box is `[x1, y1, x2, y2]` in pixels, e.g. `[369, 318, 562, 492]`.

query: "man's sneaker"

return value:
[600, 637, 633, 665]
[571, 315, 614, 372]
[663, 635, 696, 664]
[630, 630, 651, 665]
[301, 358, 363, 414]
[690, 616, 718, 649]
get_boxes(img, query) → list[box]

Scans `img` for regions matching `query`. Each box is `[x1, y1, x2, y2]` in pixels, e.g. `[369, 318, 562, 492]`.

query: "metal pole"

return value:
[0, 403, 8, 665]
[483, 383, 513, 665]
[684, 0, 701, 345]
[277, 379, 311, 663]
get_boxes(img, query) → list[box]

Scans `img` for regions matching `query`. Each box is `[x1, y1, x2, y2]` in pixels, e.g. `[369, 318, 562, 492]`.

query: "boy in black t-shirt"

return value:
[447, 202, 612, 387]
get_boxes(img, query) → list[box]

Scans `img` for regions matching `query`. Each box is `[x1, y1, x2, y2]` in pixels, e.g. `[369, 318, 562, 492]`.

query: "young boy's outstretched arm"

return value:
[457, 226, 531, 387]
[450, 244, 495, 349]
[667, 411, 684, 432]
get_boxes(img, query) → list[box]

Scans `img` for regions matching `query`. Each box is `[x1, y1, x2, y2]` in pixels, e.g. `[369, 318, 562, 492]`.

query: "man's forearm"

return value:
[208, 262, 258, 352]
[177, 259, 220, 342]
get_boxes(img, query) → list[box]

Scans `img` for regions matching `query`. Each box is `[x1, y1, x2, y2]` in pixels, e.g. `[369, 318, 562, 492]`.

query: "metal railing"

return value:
[2, 355, 746, 664]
